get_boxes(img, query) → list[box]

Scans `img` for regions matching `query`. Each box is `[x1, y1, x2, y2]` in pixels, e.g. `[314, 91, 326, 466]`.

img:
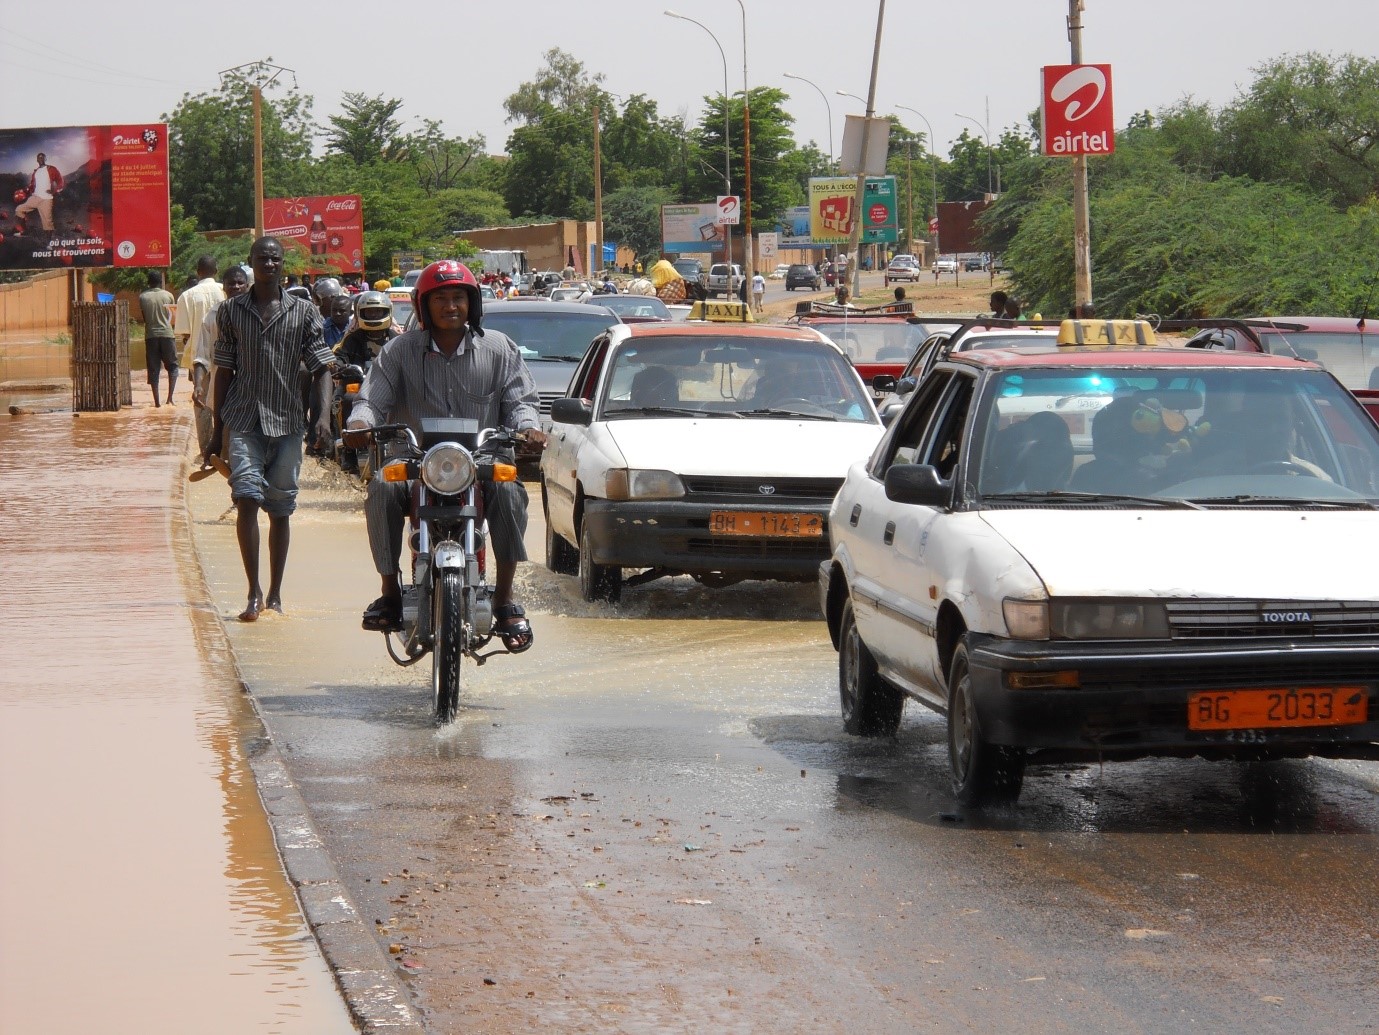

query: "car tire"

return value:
[578, 520, 622, 604]
[839, 599, 903, 736]
[947, 639, 1025, 806]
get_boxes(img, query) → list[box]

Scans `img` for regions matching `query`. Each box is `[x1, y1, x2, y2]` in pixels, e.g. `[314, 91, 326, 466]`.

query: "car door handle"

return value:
[849, 503, 862, 526]
[883, 521, 895, 545]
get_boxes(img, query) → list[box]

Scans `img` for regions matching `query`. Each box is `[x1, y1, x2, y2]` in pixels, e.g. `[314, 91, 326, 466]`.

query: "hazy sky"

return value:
[0, 0, 1371, 168]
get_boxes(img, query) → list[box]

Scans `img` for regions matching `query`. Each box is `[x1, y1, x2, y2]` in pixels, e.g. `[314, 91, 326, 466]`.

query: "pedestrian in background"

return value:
[139, 270, 178, 407]
[176, 254, 224, 371]
[893, 286, 907, 302]
[751, 270, 766, 313]
[206, 236, 334, 622]
[191, 265, 249, 455]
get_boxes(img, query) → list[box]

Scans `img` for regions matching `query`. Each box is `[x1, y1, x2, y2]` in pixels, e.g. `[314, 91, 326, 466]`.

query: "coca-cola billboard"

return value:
[1040, 64, 1116, 157]
[263, 194, 363, 274]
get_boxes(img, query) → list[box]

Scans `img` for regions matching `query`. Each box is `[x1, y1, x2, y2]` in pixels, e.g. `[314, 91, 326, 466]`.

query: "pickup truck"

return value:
[707, 263, 744, 298]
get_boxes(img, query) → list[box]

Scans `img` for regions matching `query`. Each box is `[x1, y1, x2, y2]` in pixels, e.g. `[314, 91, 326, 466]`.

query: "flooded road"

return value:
[189, 455, 1379, 1033]
[0, 374, 354, 1033]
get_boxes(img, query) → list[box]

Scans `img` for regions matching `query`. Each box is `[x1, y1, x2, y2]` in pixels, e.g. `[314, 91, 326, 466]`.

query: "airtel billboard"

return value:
[1040, 64, 1115, 157]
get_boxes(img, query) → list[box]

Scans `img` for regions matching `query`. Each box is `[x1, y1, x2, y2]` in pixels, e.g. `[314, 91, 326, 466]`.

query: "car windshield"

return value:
[807, 320, 929, 365]
[974, 367, 1379, 505]
[600, 335, 875, 422]
[595, 295, 671, 319]
[390, 300, 413, 327]
[483, 310, 619, 361]
[1256, 330, 1379, 393]
[960, 331, 1060, 351]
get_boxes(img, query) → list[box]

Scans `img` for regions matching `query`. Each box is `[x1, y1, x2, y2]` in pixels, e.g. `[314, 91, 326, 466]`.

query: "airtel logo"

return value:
[1049, 66, 1107, 123]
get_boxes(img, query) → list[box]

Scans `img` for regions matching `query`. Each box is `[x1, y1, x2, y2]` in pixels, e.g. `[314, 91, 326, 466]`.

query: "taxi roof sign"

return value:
[1056, 318, 1156, 347]
[689, 299, 755, 323]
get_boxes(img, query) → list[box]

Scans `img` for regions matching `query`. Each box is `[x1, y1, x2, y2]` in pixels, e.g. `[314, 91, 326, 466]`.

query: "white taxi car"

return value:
[820, 327, 1379, 805]
[541, 320, 884, 602]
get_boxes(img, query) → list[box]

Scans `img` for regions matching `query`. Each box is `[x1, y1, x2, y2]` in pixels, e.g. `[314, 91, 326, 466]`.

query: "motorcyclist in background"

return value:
[333, 291, 398, 473]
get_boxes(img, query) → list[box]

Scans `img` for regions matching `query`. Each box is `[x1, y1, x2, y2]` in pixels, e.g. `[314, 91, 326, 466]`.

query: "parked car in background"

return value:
[585, 294, 672, 323]
[671, 258, 708, 291]
[548, 283, 593, 302]
[933, 257, 959, 274]
[821, 340, 1379, 805]
[541, 321, 884, 602]
[786, 263, 823, 291]
[793, 299, 946, 397]
[1184, 316, 1379, 423]
[770, 264, 791, 279]
[884, 254, 921, 284]
[707, 263, 745, 298]
[963, 255, 987, 272]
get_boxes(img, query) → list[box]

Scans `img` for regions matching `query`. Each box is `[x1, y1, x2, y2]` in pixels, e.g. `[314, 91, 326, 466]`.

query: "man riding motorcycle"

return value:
[342, 260, 545, 650]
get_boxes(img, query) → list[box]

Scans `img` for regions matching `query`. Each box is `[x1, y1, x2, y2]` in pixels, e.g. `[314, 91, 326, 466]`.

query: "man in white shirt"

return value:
[176, 255, 226, 451]
[191, 265, 248, 453]
[751, 271, 766, 314]
[15, 152, 63, 236]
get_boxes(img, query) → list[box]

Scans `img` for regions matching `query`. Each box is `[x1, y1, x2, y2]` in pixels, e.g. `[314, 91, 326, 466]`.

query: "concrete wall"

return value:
[0, 270, 74, 333]
[454, 220, 599, 276]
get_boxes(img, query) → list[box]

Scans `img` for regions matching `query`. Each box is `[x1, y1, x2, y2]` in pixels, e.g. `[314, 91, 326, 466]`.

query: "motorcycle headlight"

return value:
[1050, 600, 1170, 639]
[420, 443, 476, 495]
[604, 469, 686, 500]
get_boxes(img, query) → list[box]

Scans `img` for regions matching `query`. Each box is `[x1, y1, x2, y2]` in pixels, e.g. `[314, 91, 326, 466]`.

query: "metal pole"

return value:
[847, 0, 886, 299]
[593, 104, 603, 276]
[896, 105, 938, 260]
[1069, 0, 1093, 309]
[252, 85, 264, 237]
[736, 0, 753, 303]
[784, 73, 834, 166]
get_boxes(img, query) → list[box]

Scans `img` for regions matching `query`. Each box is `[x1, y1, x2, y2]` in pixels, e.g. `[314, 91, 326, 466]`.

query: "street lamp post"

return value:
[783, 72, 834, 166]
[665, 10, 732, 272]
[955, 104, 994, 196]
[894, 105, 939, 260]
[733, 0, 753, 304]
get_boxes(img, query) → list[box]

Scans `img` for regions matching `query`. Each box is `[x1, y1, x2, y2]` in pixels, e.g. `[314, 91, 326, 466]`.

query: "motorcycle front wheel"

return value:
[432, 570, 464, 723]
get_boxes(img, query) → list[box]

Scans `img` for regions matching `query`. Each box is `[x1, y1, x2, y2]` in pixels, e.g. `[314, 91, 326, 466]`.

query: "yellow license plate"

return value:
[1187, 687, 1368, 731]
[709, 511, 822, 537]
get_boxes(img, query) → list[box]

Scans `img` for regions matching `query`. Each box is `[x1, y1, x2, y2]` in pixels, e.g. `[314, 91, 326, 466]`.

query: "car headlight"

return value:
[604, 469, 686, 500]
[1050, 600, 1169, 639]
[1002, 598, 1050, 640]
[420, 443, 476, 495]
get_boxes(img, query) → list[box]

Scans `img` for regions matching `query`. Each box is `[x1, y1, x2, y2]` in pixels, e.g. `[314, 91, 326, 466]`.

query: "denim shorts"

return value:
[225, 427, 304, 517]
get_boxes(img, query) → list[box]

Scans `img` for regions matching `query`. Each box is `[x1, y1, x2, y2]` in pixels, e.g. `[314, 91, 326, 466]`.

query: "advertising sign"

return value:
[808, 176, 898, 245]
[757, 232, 778, 262]
[391, 250, 425, 274]
[0, 124, 170, 272]
[778, 205, 815, 248]
[716, 195, 741, 226]
[839, 115, 892, 176]
[1040, 64, 1116, 156]
[936, 200, 992, 255]
[661, 203, 724, 254]
[264, 194, 364, 274]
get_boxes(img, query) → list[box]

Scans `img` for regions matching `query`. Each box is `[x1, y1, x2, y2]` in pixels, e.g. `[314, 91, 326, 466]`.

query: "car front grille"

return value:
[682, 476, 843, 502]
[685, 535, 830, 559]
[1167, 600, 1379, 640]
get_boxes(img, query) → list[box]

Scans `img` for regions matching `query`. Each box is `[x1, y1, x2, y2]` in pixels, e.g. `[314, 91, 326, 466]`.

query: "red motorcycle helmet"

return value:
[413, 259, 483, 334]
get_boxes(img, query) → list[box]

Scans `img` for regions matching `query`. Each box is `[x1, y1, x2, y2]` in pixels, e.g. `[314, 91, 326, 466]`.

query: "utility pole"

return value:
[1068, 0, 1093, 308]
[593, 104, 603, 275]
[847, 0, 886, 299]
[737, 0, 753, 303]
[905, 138, 913, 256]
[220, 61, 294, 239]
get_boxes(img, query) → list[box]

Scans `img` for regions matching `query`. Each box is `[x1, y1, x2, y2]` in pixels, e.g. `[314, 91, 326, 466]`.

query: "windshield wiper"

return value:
[739, 407, 836, 421]
[606, 406, 737, 418]
[532, 354, 583, 362]
[984, 491, 1204, 509]
[1186, 495, 1377, 510]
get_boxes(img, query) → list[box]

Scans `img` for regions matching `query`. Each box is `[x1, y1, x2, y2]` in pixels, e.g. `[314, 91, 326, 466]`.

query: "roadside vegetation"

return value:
[91, 53, 1375, 319]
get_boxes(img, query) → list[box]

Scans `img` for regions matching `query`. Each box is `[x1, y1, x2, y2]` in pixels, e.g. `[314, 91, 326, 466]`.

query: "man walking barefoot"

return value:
[205, 236, 334, 621]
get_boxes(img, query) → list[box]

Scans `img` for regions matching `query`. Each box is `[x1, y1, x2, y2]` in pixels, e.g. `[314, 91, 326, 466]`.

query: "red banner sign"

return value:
[264, 194, 364, 275]
[0, 124, 171, 272]
[1040, 64, 1116, 157]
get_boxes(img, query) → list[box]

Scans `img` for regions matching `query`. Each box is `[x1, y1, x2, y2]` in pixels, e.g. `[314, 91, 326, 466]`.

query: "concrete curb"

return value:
[171, 427, 425, 1035]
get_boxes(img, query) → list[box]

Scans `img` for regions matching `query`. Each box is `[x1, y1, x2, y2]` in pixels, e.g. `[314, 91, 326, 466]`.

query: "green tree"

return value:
[164, 61, 316, 231]
[690, 87, 801, 232]
[602, 185, 676, 263]
[325, 93, 405, 165]
[401, 119, 488, 193]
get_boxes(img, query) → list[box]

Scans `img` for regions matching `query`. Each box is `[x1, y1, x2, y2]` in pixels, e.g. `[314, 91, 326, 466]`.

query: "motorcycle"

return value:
[363, 419, 521, 723]
[330, 362, 367, 475]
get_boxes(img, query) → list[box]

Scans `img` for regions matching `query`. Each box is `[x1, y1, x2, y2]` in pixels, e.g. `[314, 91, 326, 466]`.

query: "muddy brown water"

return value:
[0, 363, 352, 1033]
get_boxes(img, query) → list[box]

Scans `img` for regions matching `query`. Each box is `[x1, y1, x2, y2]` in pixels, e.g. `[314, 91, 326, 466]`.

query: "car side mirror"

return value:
[879, 401, 904, 427]
[884, 463, 950, 507]
[550, 397, 593, 426]
[895, 377, 918, 397]
[871, 374, 897, 393]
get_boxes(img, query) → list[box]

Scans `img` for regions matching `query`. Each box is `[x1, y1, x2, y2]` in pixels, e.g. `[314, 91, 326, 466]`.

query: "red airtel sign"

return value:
[1040, 64, 1115, 156]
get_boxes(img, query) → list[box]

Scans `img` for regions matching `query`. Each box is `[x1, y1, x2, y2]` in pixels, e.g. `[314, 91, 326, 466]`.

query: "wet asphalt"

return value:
[186, 445, 1379, 1034]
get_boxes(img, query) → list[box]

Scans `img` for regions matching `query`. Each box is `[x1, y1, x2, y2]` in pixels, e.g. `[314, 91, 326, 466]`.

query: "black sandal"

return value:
[362, 594, 403, 632]
[493, 603, 534, 653]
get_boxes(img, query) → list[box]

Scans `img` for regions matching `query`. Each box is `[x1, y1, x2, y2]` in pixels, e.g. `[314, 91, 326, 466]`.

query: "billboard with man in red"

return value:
[0, 124, 171, 272]
[264, 195, 364, 276]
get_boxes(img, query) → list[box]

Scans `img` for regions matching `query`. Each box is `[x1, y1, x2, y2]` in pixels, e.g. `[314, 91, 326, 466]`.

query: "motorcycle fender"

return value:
[433, 541, 465, 571]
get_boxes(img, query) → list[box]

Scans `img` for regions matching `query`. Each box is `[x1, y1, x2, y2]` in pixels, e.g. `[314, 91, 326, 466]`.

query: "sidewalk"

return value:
[0, 395, 387, 1034]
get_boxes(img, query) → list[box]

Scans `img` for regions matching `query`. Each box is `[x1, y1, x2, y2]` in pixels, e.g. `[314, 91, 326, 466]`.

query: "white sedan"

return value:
[820, 336, 1379, 806]
[541, 321, 884, 602]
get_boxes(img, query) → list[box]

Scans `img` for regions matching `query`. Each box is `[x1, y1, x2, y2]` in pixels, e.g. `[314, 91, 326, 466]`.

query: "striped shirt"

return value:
[214, 287, 333, 437]
[350, 327, 539, 437]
